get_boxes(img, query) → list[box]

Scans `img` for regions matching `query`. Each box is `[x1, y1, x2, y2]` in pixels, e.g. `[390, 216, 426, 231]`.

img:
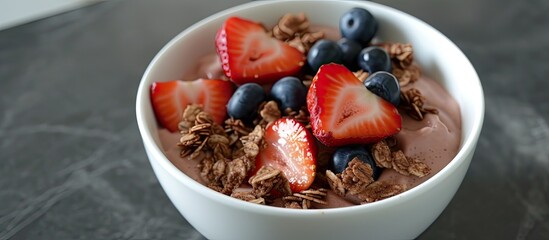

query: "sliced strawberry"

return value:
[150, 79, 234, 132]
[307, 63, 402, 147]
[254, 118, 317, 193]
[215, 17, 305, 85]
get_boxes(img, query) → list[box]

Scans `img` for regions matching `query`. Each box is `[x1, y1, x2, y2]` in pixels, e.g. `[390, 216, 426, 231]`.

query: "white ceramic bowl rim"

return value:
[136, 0, 484, 216]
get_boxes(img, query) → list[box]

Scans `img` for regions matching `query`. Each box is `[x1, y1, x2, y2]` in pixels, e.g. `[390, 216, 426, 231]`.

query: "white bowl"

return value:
[136, 1, 484, 239]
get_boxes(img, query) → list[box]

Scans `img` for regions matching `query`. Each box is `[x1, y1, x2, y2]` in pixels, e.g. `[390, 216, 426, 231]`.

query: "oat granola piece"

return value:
[231, 191, 266, 205]
[270, 12, 324, 54]
[249, 166, 292, 197]
[392, 150, 431, 177]
[326, 162, 404, 204]
[357, 181, 406, 203]
[287, 31, 325, 53]
[372, 140, 392, 168]
[199, 156, 215, 182]
[391, 150, 412, 176]
[284, 201, 302, 209]
[325, 170, 345, 197]
[302, 76, 313, 88]
[340, 158, 375, 195]
[376, 42, 420, 87]
[400, 88, 439, 121]
[259, 101, 281, 125]
[272, 12, 310, 41]
[178, 104, 203, 132]
[221, 157, 248, 194]
[371, 139, 432, 177]
[283, 188, 328, 209]
[378, 42, 414, 68]
[240, 125, 265, 160]
[224, 118, 251, 148]
[195, 111, 213, 124]
[178, 133, 200, 148]
[392, 64, 421, 87]
[354, 69, 369, 82]
[225, 118, 252, 136]
[408, 158, 431, 177]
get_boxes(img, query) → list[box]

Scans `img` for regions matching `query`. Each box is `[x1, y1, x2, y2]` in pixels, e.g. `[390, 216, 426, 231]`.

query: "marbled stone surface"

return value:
[0, 0, 548, 239]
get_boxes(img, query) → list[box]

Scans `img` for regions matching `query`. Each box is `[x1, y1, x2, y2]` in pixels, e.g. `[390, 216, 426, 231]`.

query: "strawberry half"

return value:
[307, 63, 402, 147]
[150, 79, 234, 132]
[254, 118, 317, 193]
[215, 17, 305, 85]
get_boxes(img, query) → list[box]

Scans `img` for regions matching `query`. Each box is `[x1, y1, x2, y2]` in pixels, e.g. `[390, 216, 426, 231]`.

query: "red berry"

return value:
[254, 118, 317, 192]
[150, 79, 234, 132]
[215, 17, 305, 85]
[307, 63, 401, 146]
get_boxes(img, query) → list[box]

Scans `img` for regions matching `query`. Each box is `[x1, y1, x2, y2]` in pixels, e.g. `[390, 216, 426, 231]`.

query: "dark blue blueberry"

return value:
[332, 145, 381, 180]
[337, 38, 362, 71]
[307, 39, 343, 72]
[339, 7, 378, 46]
[363, 71, 400, 106]
[226, 83, 266, 123]
[358, 46, 392, 74]
[270, 77, 307, 112]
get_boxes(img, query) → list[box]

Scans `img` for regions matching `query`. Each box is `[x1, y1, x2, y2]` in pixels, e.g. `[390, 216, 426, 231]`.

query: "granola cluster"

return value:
[249, 166, 292, 197]
[177, 104, 263, 195]
[178, 104, 226, 161]
[253, 101, 281, 128]
[372, 139, 431, 177]
[270, 13, 325, 54]
[325, 159, 405, 204]
[400, 88, 439, 121]
[377, 42, 421, 87]
[283, 188, 328, 209]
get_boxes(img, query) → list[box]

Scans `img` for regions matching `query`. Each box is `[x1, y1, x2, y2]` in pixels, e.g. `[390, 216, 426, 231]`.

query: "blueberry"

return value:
[340, 7, 378, 46]
[307, 39, 343, 72]
[363, 71, 400, 106]
[270, 77, 307, 112]
[332, 145, 381, 180]
[337, 38, 362, 71]
[358, 46, 392, 74]
[226, 83, 266, 122]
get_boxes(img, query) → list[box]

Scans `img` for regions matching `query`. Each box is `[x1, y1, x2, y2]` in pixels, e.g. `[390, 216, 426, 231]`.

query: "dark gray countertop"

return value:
[1, 0, 548, 239]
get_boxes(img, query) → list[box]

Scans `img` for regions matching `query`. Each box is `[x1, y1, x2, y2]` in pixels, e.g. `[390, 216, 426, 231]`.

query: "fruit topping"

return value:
[337, 38, 362, 71]
[215, 17, 305, 85]
[255, 118, 317, 192]
[307, 39, 343, 72]
[307, 63, 401, 147]
[340, 7, 378, 46]
[150, 79, 234, 132]
[226, 83, 266, 123]
[358, 46, 392, 74]
[332, 145, 381, 180]
[270, 76, 308, 112]
[363, 71, 400, 106]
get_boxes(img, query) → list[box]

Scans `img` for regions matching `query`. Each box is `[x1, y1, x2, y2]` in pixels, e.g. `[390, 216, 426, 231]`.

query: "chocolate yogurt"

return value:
[153, 13, 461, 209]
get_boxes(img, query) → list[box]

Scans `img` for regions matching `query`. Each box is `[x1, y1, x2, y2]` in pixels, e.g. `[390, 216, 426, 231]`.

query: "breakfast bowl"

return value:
[136, 1, 484, 239]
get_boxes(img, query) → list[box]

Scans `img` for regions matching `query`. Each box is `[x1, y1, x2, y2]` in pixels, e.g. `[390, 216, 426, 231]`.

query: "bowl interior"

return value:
[136, 0, 484, 212]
